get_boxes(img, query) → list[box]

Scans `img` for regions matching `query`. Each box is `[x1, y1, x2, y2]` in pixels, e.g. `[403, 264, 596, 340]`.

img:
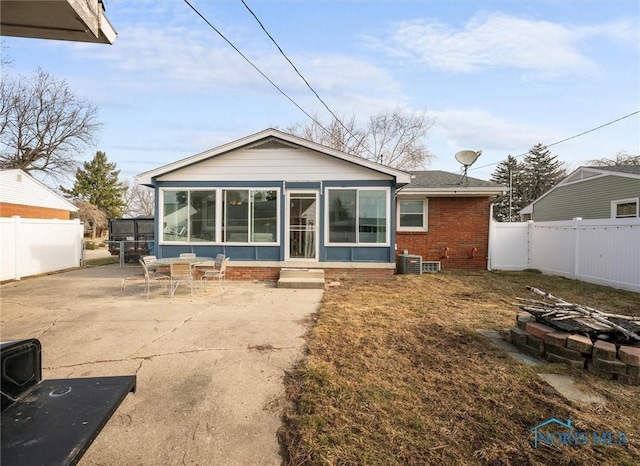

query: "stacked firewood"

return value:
[516, 286, 640, 345]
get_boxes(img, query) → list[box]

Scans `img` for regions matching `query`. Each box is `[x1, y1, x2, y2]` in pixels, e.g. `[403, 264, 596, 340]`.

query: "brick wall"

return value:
[0, 202, 72, 220]
[225, 266, 394, 281]
[396, 197, 492, 271]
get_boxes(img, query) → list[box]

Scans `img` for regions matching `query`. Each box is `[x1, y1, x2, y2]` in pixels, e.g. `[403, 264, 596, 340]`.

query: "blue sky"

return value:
[3, 0, 639, 183]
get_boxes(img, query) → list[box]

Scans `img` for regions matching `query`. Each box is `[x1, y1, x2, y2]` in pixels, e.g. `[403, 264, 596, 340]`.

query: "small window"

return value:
[611, 198, 639, 219]
[398, 199, 427, 231]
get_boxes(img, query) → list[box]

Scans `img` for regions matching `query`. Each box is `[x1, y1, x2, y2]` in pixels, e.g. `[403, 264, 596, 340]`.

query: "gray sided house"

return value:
[137, 129, 505, 280]
[520, 165, 640, 221]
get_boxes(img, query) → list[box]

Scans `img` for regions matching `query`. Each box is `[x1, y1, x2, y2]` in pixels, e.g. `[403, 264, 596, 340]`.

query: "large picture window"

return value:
[161, 188, 278, 244]
[222, 189, 278, 243]
[327, 188, 388, 244]
[397, 199, 427, 231]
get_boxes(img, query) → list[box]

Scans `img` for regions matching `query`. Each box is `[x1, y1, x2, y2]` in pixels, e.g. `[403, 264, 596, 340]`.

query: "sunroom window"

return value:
[160, 188, 278, 243]
[162, 190, 216, 242]
[327, 188, 388, 244]
[222, 189, 277, 243]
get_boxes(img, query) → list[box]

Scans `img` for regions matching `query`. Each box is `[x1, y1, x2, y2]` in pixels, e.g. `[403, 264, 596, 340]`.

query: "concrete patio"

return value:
[0, 264, 323, 465]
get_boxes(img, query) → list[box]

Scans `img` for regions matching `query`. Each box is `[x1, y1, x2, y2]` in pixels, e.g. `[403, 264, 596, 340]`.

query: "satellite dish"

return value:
[455, 150, 481, 167]
[454, 150, 482, 185]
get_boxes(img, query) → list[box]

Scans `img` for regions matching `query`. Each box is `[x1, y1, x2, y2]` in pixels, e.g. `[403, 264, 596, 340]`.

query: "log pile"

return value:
[516, 286, 640, 345]
[507, 287, 640, 385]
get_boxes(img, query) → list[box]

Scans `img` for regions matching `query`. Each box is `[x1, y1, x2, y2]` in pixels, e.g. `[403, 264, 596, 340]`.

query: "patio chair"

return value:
[179, 253, 196, 259]
[142, 255, 158, 265]
[169, 261, 195, 300]
[201, 257, 230, 293]
[122, 259, 169, 300]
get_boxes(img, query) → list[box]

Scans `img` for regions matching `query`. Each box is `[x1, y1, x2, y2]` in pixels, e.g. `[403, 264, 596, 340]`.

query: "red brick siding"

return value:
[227, 267, 281, 281]
[0, 202, 72, 220]
[324, 268, 394, 280]
[396, 197, 492, 271]
[225, 267, 393, 281]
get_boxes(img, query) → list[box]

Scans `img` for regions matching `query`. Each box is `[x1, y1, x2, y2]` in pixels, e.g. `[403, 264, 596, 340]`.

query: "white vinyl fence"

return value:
[0, 216, 84, 281]
[489, 217, 640, 293]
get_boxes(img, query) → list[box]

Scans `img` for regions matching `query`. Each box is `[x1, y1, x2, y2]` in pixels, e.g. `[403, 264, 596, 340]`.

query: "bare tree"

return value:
[285, 113, 367, 155]
[0, 68, 101, 181]
[1, 41, 13, 68]
[74, 199, 108, 239]
[366, 108, 434, 169]
[285, 107, 434, 169]
[588, 151, 640, 167]
[123, 180, 155, 217]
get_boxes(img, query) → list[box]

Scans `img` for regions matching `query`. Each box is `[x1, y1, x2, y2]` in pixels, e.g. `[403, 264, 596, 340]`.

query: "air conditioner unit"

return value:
[397, 254, 422, 275]
[422, 261, 441, 273]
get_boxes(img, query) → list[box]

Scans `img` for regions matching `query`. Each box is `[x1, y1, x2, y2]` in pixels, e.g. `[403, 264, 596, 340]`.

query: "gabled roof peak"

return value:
[136, 128, 411, 186]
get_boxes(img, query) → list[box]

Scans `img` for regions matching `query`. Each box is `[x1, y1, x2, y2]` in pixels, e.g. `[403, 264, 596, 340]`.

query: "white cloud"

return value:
[373, 13, 637, 76]
[431, 108, 563, 153]
[72, 25, 402, 102]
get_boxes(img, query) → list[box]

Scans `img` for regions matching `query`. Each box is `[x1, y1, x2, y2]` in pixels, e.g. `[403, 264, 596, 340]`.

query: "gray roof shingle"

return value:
[584, 165, 640, 175]
[406, 170, 505, 189]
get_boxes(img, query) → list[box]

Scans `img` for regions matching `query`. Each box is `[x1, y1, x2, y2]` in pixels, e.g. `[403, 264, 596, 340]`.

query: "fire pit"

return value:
[508, 287, 640, 385]
[518, 286, 640, 346]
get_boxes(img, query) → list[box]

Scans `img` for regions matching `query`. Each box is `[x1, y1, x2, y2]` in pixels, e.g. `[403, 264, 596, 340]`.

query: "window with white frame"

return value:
[222, 189, 278, 243]
[162, 190, 215, 242]
[611, 198, 639, 219]
[160, 188, 278, 243]
[326, 188, 389, 244]
[397, 198, 427, 231]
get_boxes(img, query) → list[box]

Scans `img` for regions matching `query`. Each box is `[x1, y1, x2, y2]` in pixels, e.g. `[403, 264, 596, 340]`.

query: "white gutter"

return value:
[398, 187, 506, 197]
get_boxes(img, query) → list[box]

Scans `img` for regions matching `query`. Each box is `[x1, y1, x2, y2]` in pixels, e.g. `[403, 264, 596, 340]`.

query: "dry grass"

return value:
[280, 271, 640, 465]
[85, 256, 119, 266]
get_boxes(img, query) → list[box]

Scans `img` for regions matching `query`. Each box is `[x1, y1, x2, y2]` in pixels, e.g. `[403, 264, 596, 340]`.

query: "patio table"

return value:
[149, 257, 214, 280]
[152, 256, 214, 266]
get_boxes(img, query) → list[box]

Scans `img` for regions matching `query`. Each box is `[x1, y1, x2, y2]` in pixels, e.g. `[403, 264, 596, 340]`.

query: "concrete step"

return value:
[279, 268, 325, 280]
[277, 277, 325, 289]
[277, 269, 325, 289]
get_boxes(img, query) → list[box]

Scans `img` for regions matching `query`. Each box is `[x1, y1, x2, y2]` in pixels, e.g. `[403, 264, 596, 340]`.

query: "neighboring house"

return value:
[136, 129, 505, 279]
[520, 165, 640, 221]
[0, 169, 77, 219]
[0, 0, 116, 44]
[0, 169, 83, 281]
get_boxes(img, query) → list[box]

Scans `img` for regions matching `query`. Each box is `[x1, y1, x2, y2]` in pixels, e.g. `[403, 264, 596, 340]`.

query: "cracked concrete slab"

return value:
[1, 264, 323, 465]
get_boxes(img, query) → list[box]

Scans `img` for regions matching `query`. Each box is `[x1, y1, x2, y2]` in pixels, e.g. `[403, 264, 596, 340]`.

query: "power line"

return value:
[184, 0, 373, 159]
[183, 0, 330, 140]
[471, 110, 640, 171]
[239, 0, 373, 157]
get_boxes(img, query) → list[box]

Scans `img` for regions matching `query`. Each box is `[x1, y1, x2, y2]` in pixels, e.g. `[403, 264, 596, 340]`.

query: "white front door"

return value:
[286, 191, 318, 261]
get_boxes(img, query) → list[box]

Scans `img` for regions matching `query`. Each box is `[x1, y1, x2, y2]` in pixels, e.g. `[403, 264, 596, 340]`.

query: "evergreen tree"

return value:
[61, 151, 126, 220]
[521, 143, 566, 206]
[490, 155, 523, 221]
[490, 144, 566, 222]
